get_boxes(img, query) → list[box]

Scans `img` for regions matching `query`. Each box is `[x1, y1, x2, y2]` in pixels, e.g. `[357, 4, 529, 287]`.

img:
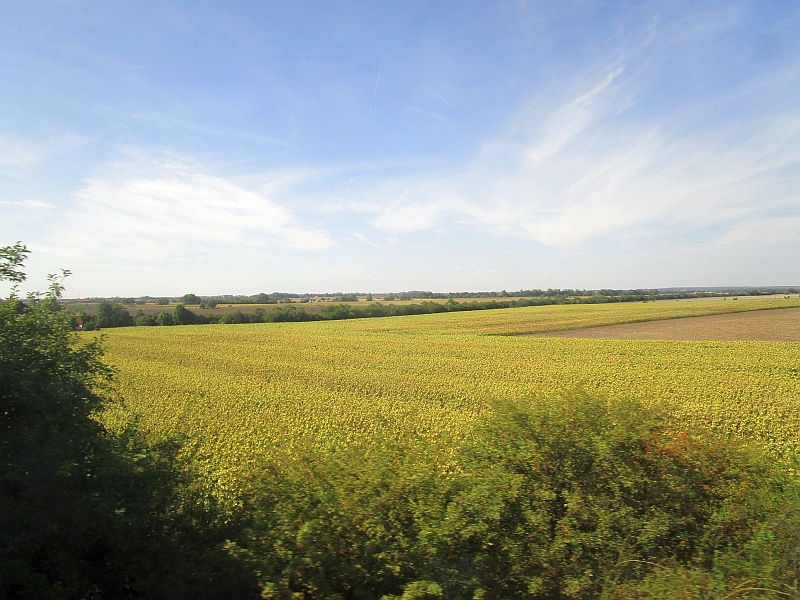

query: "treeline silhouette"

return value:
[74, 292, 723, 330]
[80, 287, 799, 308]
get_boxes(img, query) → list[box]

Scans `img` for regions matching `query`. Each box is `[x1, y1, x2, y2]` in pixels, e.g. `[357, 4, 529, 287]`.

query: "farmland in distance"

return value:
[91, 298, 800, 500]
[534, 306, 800, 341]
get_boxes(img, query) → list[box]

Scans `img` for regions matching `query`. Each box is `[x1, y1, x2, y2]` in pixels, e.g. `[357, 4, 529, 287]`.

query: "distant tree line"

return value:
[390, 288, 796, 299]
[68, 289, 770, 331]
[74, 303, 323, 329]
[67, 287, 797, 311]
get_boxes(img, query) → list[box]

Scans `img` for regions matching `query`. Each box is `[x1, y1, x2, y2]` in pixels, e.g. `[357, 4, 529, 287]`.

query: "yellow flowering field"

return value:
[91, 298, 800, 496]
[317, 296, 800, 335]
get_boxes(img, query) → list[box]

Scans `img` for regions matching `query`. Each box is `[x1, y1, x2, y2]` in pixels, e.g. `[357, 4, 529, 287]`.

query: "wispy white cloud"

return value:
[372, 188, 453, 234]
[0, 138, 41, 172]
[715, 215, 800, 246]
[0, 132, 86, 175]
[124, 112, 297, 148]
[54, 156, 332, 263]
[526, 66, 625, 166]
[0, 199, 57, 208]
[359, 63, 800, 251]
[351, 232, 378, 247]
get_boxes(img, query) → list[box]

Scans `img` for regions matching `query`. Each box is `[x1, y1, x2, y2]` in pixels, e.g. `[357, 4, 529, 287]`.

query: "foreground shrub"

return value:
[235, 394, 800, 599]
[0, 246, 258, 599]
[449, 395, 800, 599]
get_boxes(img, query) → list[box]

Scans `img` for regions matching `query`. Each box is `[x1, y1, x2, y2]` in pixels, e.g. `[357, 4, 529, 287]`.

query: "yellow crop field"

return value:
[91, 298, 800, 499]
[314, 296, 800, 335]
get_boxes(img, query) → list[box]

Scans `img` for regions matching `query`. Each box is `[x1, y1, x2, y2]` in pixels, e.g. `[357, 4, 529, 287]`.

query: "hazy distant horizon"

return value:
[58, 286, 800, 302]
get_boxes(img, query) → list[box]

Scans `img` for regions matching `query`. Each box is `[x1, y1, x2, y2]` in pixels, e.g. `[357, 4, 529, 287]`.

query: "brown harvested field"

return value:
[531, 307, 800, 341]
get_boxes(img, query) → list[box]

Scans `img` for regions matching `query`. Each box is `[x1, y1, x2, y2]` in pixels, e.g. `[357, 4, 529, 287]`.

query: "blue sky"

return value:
[1, 1, 799, 296]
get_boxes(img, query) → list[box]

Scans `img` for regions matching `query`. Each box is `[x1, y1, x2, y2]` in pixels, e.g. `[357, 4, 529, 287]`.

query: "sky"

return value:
[1, 1, 799, 296]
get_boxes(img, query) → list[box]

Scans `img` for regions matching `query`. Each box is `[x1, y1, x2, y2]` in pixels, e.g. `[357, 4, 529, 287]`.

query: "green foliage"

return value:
[155, 310, 174, 326]
[320, 303, 360, 319]
[0, 277, 120, 595]
[173, 303, 211, 325]
[231, 440, 450, 599]
[0, 245, 259, 598]
[96, 300, 135, 328]
[253, 292, 285, 304]
[249, 307, 266, 322]
[0, 241, 30, 286]
[68, 292, 800, 331]
[219, 309, 247, 324]
[448, 396, 799, 599]
[134, 308, 156, 326]
[181, 293, 201, 305]
[382, 581, 443, 599]
[234, 394, 800, 599]
[265, 305, 320, 322]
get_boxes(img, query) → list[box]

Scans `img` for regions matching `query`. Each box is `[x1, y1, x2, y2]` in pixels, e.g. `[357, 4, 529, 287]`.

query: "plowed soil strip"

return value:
[530, 307, 800, 341]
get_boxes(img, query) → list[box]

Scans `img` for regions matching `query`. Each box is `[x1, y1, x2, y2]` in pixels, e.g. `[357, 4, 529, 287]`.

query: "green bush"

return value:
[0, 245, 259, 599]
[266, 305, 320, 322]
[95, 300, 134, 328]
[448, 395, 800, 599]
[234, 394, 800, 599]
[219, 309, 247, 324]
[154, 310, 174, 326]
[134, 308, 156, 326]
[321, 303, 360, 319]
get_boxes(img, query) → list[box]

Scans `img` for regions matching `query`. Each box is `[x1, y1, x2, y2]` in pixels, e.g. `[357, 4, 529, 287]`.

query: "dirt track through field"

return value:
[530, 307, 800, 341]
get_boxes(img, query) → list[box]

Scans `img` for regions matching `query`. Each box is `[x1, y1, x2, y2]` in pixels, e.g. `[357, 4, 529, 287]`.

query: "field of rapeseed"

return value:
[92, 299, 800, 499]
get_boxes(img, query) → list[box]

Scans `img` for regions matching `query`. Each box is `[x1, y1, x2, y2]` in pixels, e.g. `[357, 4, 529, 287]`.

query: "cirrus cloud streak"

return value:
[362, 67, 800, 251]
[54, 157, 332, 264]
